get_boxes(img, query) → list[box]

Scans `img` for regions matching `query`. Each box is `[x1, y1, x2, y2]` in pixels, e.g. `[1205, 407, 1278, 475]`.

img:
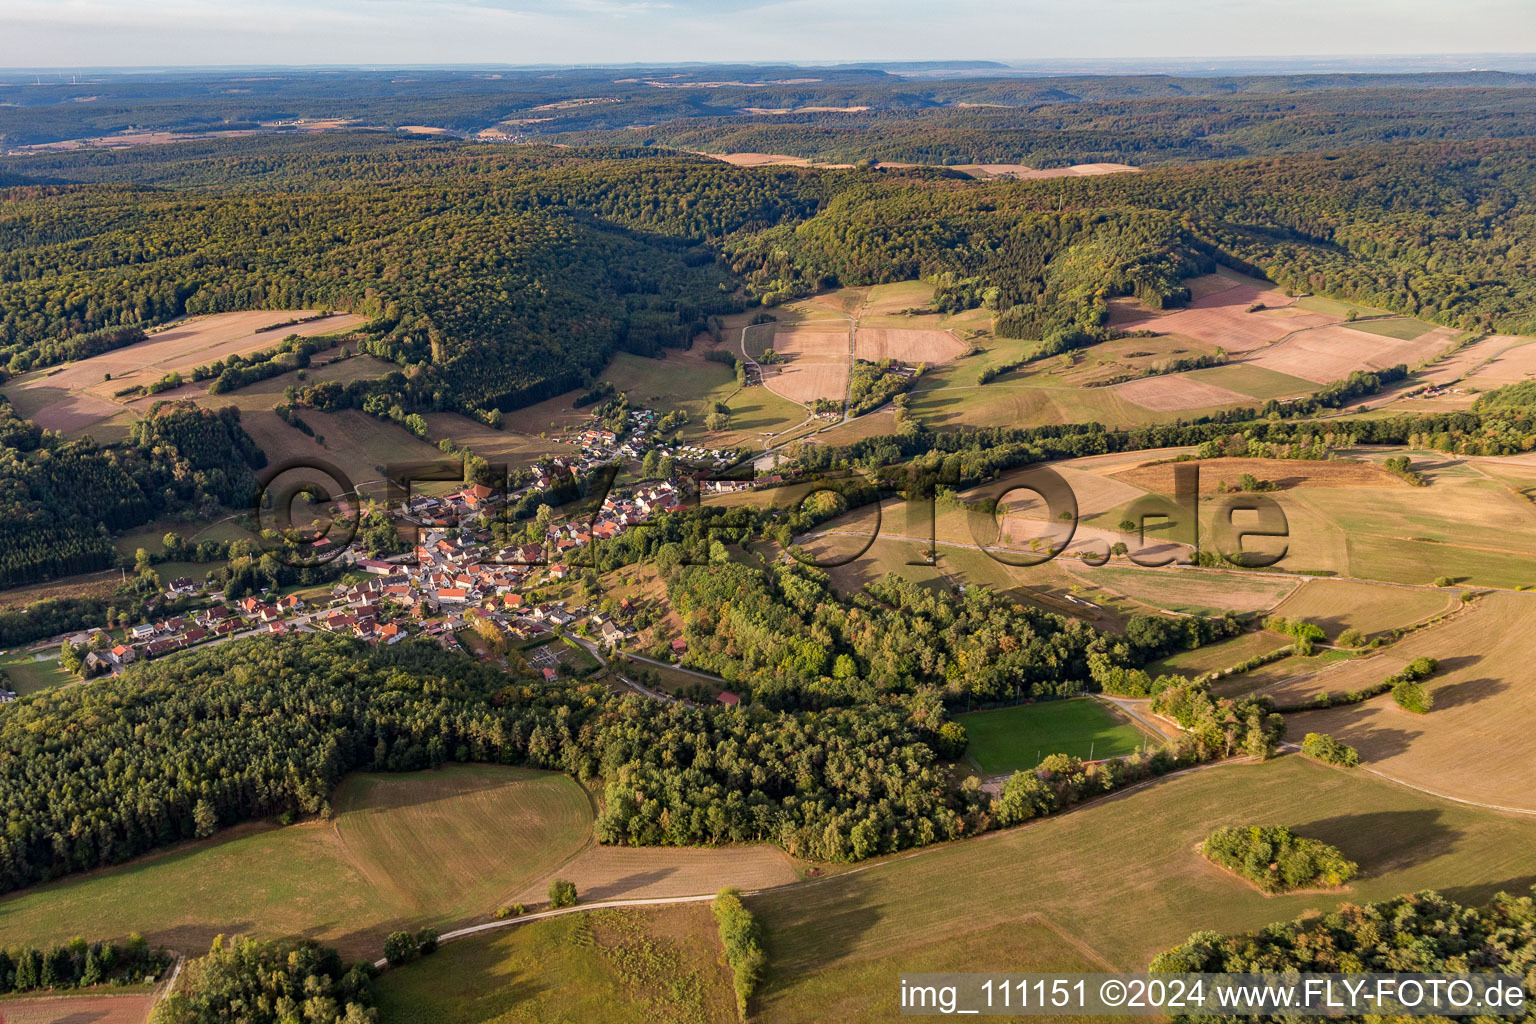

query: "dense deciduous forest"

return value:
[3, 132, 1533, 432]
[152, 936, 375, 1024]
[0, 632, 977, 891]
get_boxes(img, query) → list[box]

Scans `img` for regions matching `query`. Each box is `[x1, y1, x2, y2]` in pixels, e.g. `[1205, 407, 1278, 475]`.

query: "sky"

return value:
[1, 0, 1534, 69]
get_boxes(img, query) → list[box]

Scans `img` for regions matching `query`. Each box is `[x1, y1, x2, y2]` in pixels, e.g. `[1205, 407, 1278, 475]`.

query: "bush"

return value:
[415, 928, 439, 956]
[1336, 627, 1365, 648]
[1300, 732, 1359, 767]
[714, 888, 767, 1018]
[1201, 825, 1358, 893]
[1392, 679, 1434, 713]
[548, 879, 578, 908]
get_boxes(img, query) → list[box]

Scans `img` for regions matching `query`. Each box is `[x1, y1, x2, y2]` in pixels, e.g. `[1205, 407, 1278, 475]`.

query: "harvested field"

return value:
[20, 311, 363, 398]
[710, 152, 819, 167]
[759, 325, 850, 406]
[3, 310, 365, 432]
[853, 327, 968, 364]
[1114, 456, 1405, 495]
[1114, 373, 1249, 411]
[5, 386, 123, 433]
[1249, 324, 1460, 383]
[952, 162, 1138, 179]
[764, 362, 850, 406]
[1079, 566, 1298, 617]
[768, 324, 849, 359]
[0, 994, 155, 1024]
[1119, 275, 1331, 352]
[1461, 336, 1536, 385]
[1267, 578, 1457, 639]
[1286, 591, 1536, 811]
[752, 755, 1536, 1021]
[512, 843, 801, 904]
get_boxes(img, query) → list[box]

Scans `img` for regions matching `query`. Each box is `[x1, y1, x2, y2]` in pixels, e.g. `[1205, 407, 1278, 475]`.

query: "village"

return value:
[35, 407, 762, 690]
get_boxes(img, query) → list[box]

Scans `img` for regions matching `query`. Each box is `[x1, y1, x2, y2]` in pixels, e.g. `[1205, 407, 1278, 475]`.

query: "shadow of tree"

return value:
[1430, 675, 1507, 710]
[1294, 809, 1460, 876]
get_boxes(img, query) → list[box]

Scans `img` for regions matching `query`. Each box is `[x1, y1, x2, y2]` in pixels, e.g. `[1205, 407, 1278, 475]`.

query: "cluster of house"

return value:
[70, 593, 308, 674]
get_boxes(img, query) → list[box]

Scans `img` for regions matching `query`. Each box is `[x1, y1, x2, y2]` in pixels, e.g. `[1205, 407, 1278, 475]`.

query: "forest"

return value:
[0, 399, 264, 586]
[1151, 888, 1536, 977]
[4, 66, 1535, 162]
[0, 631, 973, 892]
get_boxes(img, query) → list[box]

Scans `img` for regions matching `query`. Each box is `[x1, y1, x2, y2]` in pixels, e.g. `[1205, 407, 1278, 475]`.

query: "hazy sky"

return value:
[2, 0, 1534, 68]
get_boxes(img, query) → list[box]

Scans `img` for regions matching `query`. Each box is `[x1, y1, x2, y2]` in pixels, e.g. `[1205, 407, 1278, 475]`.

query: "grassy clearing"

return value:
[958, 699, 1154, 773]
[749, 755, 1536, 1022]
[1342, 317, 1435, 341]
[0, 765, 593, 958]
[0, 649, 71, 695]
[374, 905, 738, 1024]
[1294, 295, 1392, 319]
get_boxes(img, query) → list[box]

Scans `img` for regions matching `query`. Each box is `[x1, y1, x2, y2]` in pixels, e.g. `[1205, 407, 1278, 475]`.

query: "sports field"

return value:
[958, 698, 1155, 773]
[748, 755, 1536, 1023]
[374, 905, 738, 1024]
[0, 765, 594, 957]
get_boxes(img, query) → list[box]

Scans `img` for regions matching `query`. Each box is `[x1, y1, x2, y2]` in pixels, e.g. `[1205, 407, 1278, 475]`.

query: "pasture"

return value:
[1143, 630, 1294, 678]
[1184, 363, 1317, 400]
[749, 755, 1536, 1022]
[958, 699, 1155, 774]
[374, 905, 738, 1024]
[0, 765, 594, 958]
[0, 648, 71, 696]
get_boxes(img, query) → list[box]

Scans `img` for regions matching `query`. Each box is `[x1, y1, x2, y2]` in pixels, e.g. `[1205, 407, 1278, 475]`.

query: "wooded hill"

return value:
[2, 135, 1535, 422]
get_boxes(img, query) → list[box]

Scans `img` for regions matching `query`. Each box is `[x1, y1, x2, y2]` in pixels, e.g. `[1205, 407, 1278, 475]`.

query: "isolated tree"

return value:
[383, 931, 419, 965]
[548, 879, 578, 908]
